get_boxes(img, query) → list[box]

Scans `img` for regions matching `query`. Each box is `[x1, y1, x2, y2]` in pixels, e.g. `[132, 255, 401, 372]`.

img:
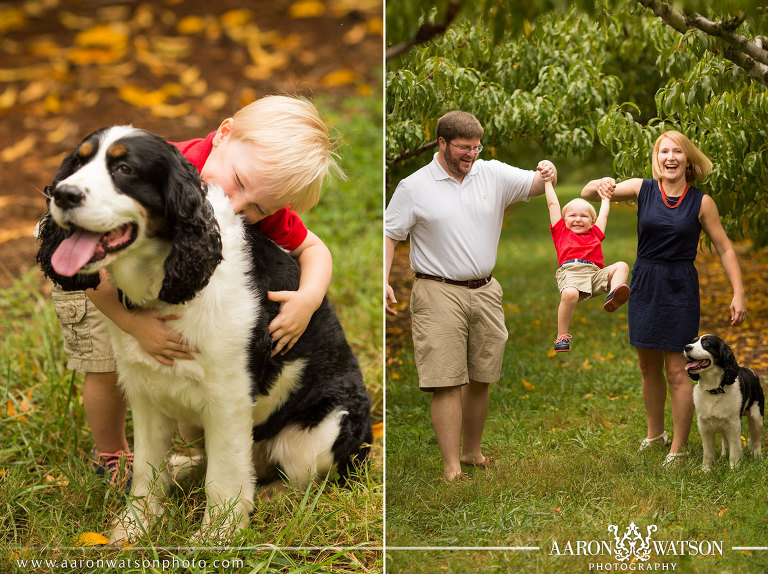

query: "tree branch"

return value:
[636, 0, 768, 87]
[387, 140, 438, 165]
[386, 2, 461, 60]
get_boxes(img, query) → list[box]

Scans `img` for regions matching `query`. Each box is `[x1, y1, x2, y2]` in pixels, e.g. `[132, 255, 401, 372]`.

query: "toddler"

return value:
[544, 176, 630, 352]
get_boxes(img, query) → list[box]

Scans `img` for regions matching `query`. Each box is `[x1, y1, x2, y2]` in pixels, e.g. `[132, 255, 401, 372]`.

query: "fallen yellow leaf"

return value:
[0, 6, 26, 34]
[203, 91, 228, 111]
[177, 15, 206, 34]
[75, 24, 128, 49]
[322, 69, 358, 87]
[343, 23, 367, 45]
[68, 47, 124, 66]
[0, 86, 17, 109]
[718, 508, 729, 517]
[372, 422, 383, 439]
[151, 102, 193, 118]
[367, 17, 383, 36]
[290, 1, 326, 18]
[522, 379, 535, 391]
[221, 9, 253, 29]
[0, 136, 36, 163]
[75, 532, 110, 547]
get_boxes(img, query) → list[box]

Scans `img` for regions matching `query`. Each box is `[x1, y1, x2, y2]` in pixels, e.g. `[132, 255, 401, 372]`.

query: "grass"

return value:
[385, 185, 768, 573]
[0, 94, 383, 573]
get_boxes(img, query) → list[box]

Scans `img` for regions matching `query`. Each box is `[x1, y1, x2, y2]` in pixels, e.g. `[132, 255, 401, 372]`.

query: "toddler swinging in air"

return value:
[543, 172, 630, 352]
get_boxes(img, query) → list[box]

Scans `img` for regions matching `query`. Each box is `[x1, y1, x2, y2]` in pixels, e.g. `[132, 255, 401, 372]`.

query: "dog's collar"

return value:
[117, 288, 137, 311]
[707, 386, 726, 395]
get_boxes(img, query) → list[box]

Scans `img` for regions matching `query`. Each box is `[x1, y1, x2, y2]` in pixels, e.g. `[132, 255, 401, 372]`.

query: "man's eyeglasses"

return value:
[449, 142, 483, 154]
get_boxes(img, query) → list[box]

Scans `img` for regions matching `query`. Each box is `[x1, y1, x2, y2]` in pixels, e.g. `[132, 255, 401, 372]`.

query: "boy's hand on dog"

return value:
[268, 290, 314, 356]
[126, 309, 196, 366]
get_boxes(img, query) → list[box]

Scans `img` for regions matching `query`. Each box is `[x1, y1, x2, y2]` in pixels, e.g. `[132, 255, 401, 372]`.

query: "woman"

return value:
[582, 130, 746, 466]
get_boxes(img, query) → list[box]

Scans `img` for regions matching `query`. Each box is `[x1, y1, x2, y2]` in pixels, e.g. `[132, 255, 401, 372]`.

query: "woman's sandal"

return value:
[662, 452, 688, 467]
[638, 431, 670, 451]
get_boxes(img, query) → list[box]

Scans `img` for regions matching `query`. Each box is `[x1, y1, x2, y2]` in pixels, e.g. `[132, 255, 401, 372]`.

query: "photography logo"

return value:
[608, 522, 657, 562]
[550, 521, 724, 570]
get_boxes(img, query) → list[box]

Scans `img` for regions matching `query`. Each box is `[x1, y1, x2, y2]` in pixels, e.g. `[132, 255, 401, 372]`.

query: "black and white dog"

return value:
[36, 126, 372, 541]
[684, 334, 764, 471]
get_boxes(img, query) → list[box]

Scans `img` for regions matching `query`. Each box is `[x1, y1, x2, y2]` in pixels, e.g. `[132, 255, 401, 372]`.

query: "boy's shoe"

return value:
[638, 431, 670, 451]
[604, 284, 630, 312]
[554, 334, 572, 352]
[91, 447, 134, 491]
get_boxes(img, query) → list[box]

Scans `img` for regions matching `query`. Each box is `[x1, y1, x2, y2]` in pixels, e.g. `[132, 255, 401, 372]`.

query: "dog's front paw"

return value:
[109, 518, 146, 544]
[701, 462, 713, 473]
[109, 505, 155, 544]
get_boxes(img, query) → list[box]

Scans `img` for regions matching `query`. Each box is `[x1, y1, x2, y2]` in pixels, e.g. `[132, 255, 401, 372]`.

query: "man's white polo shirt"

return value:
[386, 153, 534, 281]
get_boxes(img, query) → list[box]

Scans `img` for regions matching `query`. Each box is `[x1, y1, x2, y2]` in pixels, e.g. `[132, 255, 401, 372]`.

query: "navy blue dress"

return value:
[628, 179, 703, 351]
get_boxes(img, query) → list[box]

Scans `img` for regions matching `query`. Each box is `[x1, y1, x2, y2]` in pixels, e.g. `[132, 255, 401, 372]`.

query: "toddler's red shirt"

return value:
[550, 218, 605, 268]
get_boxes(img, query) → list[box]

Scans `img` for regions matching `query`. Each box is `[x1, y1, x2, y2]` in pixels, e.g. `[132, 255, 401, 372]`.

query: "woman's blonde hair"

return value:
[231, 95, 344, 212]
[651, 130, 712, 183]
[562, 198, 596, 222]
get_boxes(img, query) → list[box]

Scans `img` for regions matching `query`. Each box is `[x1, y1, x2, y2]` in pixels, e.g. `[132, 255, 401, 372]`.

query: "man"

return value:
[385, 110, 556, 482]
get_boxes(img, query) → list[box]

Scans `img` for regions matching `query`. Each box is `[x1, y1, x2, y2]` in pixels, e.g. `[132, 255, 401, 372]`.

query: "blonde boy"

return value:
[544, 177, 630, 352]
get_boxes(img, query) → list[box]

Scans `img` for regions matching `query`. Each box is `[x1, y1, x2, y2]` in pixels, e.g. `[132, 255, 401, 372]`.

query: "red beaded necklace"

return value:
[659, 180, 689, 209]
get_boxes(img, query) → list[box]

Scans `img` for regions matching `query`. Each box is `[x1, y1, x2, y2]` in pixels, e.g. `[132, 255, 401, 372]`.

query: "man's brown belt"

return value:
[414, 272, 492, 289]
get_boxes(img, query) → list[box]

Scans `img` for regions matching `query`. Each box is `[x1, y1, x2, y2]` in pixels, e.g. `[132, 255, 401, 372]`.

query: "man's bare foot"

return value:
[460, 455, 495, 467]
[443, 470, 469, 483]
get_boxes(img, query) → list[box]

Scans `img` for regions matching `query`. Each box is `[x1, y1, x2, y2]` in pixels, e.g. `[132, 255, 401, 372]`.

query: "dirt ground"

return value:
[0, 0, 382, 287]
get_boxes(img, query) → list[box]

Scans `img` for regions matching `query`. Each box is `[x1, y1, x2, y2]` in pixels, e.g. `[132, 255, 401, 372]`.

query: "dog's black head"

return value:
[683, 334, 739, 385]
[36, 126, 222, 304]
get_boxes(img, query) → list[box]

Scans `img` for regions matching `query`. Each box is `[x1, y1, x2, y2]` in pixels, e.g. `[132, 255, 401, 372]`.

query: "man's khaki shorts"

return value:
[51, 284, 116, 372]
[409, 277, 508, 392]
[555, 262, 612, 302]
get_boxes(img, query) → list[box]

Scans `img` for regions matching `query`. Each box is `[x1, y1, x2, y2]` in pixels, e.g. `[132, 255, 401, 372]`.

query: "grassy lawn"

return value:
[385, 185, 768, 573]
[0, 95, 383, 573]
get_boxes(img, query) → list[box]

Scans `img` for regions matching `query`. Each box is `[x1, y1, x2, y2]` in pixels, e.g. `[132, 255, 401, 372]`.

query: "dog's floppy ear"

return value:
[718, 338, 740, 387]
[36, 149, 101, 292]
[158, 144, 222, 305]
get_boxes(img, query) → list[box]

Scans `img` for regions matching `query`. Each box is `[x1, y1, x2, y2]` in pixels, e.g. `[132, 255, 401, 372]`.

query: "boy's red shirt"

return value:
[170, 132, 308, 252]
[549, 218, 605, 268]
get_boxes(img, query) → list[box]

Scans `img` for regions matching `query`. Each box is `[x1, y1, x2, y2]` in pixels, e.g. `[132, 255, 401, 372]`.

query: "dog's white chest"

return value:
[694, 383, 743, 424]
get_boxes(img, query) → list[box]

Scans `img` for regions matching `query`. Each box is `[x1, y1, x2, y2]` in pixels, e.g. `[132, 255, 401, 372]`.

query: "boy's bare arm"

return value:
[268, 230, 332, 355]
[544, 181, 561, 226]
[595, 196, 611, 233]
[86, 272, 194, 366]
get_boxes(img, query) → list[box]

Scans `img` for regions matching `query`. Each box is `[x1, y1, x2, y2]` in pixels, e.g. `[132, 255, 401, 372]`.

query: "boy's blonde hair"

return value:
[231, 95, 343, 212]
[651, 130, 712, 183]
[562, 198, 596, 222]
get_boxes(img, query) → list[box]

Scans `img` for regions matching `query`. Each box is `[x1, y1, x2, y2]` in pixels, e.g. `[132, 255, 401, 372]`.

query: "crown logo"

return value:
[608, 522, 658, 562]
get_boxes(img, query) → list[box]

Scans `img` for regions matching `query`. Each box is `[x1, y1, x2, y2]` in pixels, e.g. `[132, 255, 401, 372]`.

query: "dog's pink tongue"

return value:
[51, 230, 102, 277]
[685, 360, 704, 371]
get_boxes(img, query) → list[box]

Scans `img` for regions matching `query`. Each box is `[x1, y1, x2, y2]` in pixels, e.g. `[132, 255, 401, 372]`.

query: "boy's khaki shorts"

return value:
[51, 284, 116, 372]
[555, 262, 612, 302]
[409, 277, 508, 392]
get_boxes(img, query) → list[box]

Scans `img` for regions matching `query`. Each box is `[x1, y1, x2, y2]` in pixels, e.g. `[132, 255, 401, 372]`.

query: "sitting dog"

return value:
[684, 334, 764, 471]
[36, 126, 373, 541]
